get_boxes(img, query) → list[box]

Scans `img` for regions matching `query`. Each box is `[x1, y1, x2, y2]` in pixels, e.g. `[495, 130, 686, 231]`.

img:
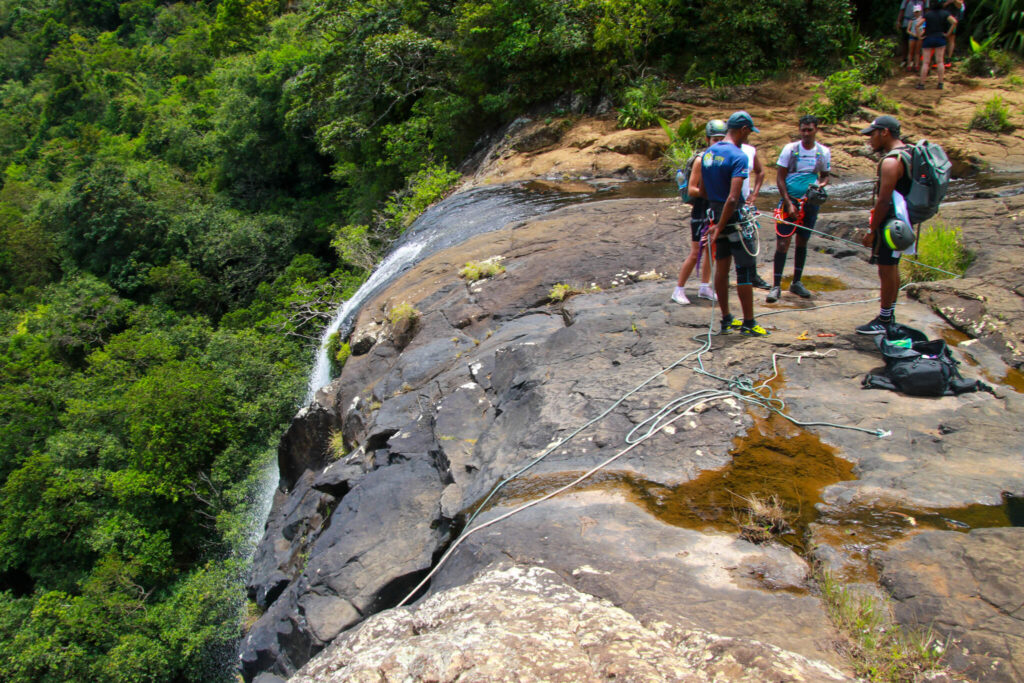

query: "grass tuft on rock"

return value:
[459, 257, 506, 281]
[816, 570, 948, 681]
[328, 429, 346, 460]
[734, 492, 791, 544]
[548, 282, 601, 302]
[970, 94, 1015, 132]
[900, 220, 974, 282]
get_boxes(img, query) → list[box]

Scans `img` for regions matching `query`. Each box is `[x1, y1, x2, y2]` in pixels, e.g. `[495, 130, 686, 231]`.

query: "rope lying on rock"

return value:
[396, 231, 897, 608]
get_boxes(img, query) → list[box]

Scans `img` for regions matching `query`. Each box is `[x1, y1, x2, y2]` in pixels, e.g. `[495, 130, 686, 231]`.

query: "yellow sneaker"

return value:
[739, 322, 769, 337]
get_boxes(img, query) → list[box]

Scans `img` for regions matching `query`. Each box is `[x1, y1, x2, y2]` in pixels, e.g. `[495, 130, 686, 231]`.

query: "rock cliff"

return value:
[241, 187, 1024, 681]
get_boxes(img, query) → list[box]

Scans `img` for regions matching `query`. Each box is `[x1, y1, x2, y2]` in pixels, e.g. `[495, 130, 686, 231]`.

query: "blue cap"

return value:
[727, 110, 759, 133]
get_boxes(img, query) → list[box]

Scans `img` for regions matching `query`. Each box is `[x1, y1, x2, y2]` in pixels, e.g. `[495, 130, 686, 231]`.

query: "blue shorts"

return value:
[922, 34, 947, 49]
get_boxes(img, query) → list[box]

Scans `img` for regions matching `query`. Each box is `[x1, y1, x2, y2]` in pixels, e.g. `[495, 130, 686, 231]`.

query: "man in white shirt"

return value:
[766, 115, 831, 302]
[740, 139, 770, 290]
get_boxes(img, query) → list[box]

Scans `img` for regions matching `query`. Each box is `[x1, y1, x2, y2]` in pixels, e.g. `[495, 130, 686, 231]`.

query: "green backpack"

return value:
[890, 140, 951, 225]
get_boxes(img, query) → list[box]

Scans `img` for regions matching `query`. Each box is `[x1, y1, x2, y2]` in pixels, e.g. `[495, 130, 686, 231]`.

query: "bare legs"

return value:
[675, 239, 711, 288]
[919, 45, 946, 87]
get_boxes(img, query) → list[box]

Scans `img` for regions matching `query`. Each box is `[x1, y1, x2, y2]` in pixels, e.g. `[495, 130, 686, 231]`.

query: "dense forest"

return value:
[0, 0, 1018, 680]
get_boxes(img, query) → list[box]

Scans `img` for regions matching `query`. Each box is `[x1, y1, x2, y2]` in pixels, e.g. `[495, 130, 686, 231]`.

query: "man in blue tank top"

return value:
[699, 111, 769, 337]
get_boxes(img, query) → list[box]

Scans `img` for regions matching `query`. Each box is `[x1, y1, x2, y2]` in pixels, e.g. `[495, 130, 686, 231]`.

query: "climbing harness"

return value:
[773, 198, 805, 238]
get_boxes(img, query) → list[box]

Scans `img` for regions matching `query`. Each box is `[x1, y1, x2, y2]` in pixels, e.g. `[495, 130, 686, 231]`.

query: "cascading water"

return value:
[302, 183, 600, 403]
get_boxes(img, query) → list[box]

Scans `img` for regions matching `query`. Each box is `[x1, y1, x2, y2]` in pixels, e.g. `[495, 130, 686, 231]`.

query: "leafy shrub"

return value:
[659, 115, 703, 171]
[459, 258, 505, 281]
[332, 163, 460, 271]
[694, 0, 855, 76]
[617, 77, 667, 129]
[962, 37, 1018, 77]
[970, 95, 1015, 132]
[843, 36, 896, 84]
[900, 220, 974, 282]
[801, 69, 898, 124]
[961, 0, 1024, 54]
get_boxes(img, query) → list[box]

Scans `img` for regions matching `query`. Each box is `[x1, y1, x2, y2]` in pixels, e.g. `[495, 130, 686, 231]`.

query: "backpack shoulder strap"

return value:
[785, 142, 800, 173]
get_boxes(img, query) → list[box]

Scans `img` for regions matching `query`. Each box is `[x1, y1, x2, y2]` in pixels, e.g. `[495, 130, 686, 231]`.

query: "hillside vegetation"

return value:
[0, 0, 1018, 681]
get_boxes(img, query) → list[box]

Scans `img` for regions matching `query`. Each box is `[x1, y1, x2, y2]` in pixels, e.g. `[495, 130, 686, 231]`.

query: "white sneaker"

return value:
[697, 285, 717, 301]
[671, 287, 690, 305]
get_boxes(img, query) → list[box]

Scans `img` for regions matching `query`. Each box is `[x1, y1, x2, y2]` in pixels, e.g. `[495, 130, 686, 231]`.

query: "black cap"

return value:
[859, 115, 901, 136]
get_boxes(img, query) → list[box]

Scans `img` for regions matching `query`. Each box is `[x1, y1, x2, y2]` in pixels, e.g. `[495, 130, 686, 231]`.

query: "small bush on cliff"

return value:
[901, 220, 974, 282]
[387, 302, 420, 326]
[326, 332, 351, 377]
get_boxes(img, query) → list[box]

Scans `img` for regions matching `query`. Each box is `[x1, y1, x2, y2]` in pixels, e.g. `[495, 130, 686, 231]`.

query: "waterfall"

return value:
[304, 241, 428, 404]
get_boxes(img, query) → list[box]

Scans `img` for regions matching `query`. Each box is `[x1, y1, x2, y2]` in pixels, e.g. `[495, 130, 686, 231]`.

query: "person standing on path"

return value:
[907, 4, 925, 71]
[767, 115, 831, 303]
[857, 115, 911, 335]
[702, 111, 769, 337]
[897, 0, 914, 67]
[671, 119, 726, 305]
[918, 0, 957, 89]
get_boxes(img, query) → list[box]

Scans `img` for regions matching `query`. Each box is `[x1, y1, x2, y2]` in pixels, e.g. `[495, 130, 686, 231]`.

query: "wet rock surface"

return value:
[243, 191, 1024, 680]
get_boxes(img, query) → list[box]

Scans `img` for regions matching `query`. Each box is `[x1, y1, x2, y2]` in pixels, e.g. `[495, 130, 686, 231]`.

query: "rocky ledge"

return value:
[241, 190, 1024, 682]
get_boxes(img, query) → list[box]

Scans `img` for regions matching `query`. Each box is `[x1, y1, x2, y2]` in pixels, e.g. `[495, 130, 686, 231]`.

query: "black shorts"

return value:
[872, 229, 901, 266]
[714, 231, 756, 269]
[690, 216, 709, 242]
[709, 202, 756, 269]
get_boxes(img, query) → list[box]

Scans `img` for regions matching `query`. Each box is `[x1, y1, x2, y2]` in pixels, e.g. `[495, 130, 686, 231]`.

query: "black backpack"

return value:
[862, 324, 991, 397]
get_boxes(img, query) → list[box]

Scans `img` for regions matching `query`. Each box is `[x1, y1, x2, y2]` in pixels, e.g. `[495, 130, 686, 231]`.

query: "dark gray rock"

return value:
[277, 398, 342, 492]
[247, 471, 336, 610]
[875, 527, 1024, 682]
[240, 458, 449, 680]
